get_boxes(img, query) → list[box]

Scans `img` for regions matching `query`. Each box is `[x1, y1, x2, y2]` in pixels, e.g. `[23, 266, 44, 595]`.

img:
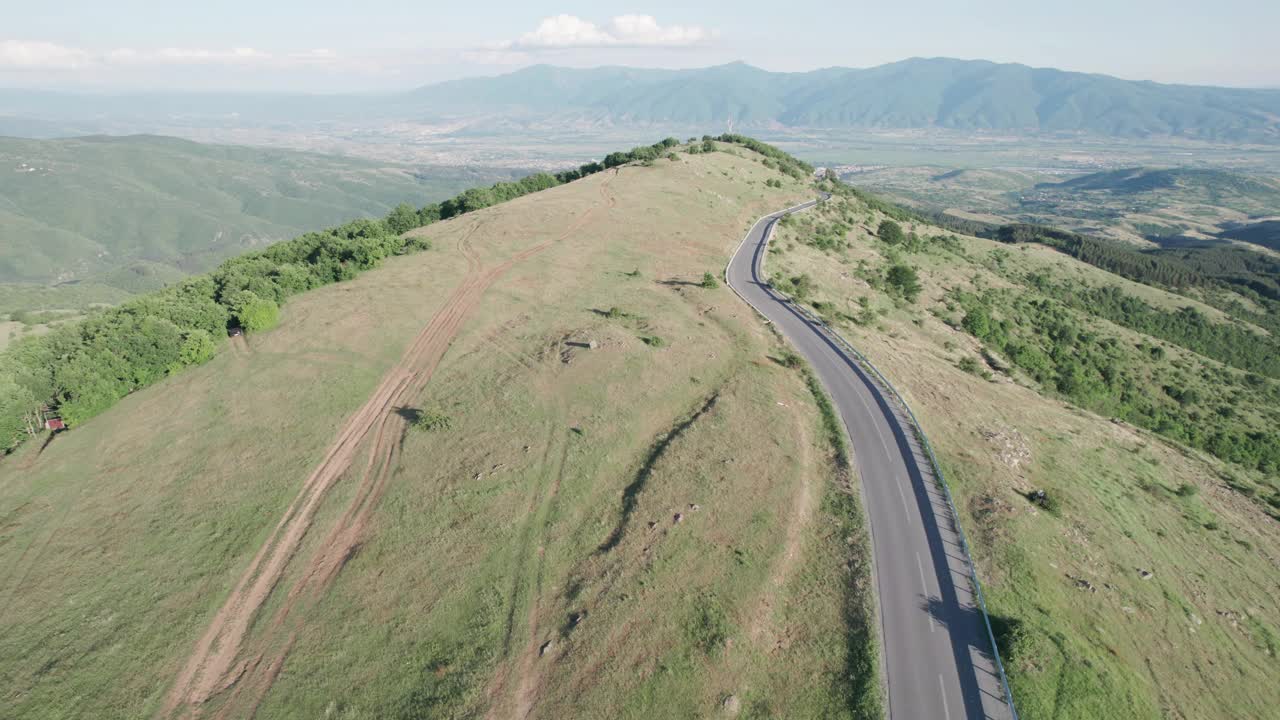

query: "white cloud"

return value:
[0, 40, 92, 70]
[501, 14, 715, 50]
[608, 15, 711, 46]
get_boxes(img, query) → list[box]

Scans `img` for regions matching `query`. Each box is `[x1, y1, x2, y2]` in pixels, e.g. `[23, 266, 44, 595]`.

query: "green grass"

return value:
[0, 149, 880, 718]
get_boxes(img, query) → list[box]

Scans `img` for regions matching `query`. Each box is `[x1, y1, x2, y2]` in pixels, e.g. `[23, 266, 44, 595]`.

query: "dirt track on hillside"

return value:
[162, 174, 616, 719]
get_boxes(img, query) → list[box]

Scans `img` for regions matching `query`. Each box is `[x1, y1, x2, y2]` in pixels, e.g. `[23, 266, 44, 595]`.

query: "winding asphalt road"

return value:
[727, 200, 1015, 720]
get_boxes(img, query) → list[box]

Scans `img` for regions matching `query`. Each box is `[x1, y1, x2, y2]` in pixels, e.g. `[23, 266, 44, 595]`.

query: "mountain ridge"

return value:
[4, 57, 1280, 143]
[401, 57, 1280, 141]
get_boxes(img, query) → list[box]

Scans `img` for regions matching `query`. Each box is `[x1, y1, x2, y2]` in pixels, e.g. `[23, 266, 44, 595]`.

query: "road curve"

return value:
[727, 200, 1015, 720]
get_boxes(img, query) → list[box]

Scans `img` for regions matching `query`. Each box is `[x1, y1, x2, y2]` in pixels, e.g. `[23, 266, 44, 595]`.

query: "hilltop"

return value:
[1, 136, 1277, 719]
[0, 140, 881, 719]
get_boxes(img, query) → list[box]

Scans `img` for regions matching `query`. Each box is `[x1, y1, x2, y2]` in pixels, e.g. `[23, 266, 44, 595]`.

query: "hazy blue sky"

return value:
[1, 1, 1275, 91]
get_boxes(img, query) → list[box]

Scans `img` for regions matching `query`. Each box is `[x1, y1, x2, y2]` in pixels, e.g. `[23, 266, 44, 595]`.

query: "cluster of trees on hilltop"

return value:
[713, 134, 813, 179]
[0, 134, 801, 451]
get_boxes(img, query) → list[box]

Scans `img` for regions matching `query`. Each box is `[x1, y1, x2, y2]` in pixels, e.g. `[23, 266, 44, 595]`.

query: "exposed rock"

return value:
[980, 426, 1032, 469]
[539, 639, 555, 657]
[1138, 568, 1154, 580]
[721, 694, 741, 715]
[689, 503, 701, 511]
[673, 513, 684, 524]
[1068, 575, 1097, 592]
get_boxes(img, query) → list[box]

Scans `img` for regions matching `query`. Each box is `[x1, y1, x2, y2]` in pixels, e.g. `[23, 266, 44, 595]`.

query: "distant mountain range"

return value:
[3, 58, 1280, 143]
[404, 58, 1280, 142]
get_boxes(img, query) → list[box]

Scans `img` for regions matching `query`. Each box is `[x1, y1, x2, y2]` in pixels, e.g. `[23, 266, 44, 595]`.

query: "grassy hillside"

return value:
[0, 145, 881, 718]
[0, 135, 515, 311]
[767, 184, 1280, 718]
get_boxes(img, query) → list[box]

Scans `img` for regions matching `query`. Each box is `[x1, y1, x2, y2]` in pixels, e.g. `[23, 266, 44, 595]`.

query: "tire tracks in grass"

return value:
[162, 220, 491, 718]
[482, 417, 570, 720]
[484, 175, 619, 720]
[164, 173, 618, 719]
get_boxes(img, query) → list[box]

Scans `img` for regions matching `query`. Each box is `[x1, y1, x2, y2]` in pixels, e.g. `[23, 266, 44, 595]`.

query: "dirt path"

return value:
[163, 174, 617, 719]
[227, 334, 249, 358]
[162, 222, 489, 717]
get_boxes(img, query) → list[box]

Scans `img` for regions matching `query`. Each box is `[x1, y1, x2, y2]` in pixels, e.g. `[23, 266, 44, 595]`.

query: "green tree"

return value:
[0, 377, 38, 448]
[176, 329, 217, 368]
[228, 291, 280, 333]
[384, 203, 420, 235]
[418, 203, 442, 226]
[878, 219, 905, 245]
[886, 264, 921, 302]
[962, 307, 993, 339]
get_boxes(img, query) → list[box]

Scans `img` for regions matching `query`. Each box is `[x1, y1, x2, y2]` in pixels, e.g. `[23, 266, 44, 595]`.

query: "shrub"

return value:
[701, 272, 720, 289]
[640, 335, 666, 348]
[962, 307, 993, 339]
[410, 409, 452, 432]
[885, 263, 922, 302]
[686, 596, 732, 656]
[1026, 489, 1062, 515]
[781, 274, 815, 301]
[878, 219, 905, 245]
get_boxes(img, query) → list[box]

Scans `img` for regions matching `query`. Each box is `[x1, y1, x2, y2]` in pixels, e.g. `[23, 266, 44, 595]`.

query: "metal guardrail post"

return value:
[729, 200, 1020, 719]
